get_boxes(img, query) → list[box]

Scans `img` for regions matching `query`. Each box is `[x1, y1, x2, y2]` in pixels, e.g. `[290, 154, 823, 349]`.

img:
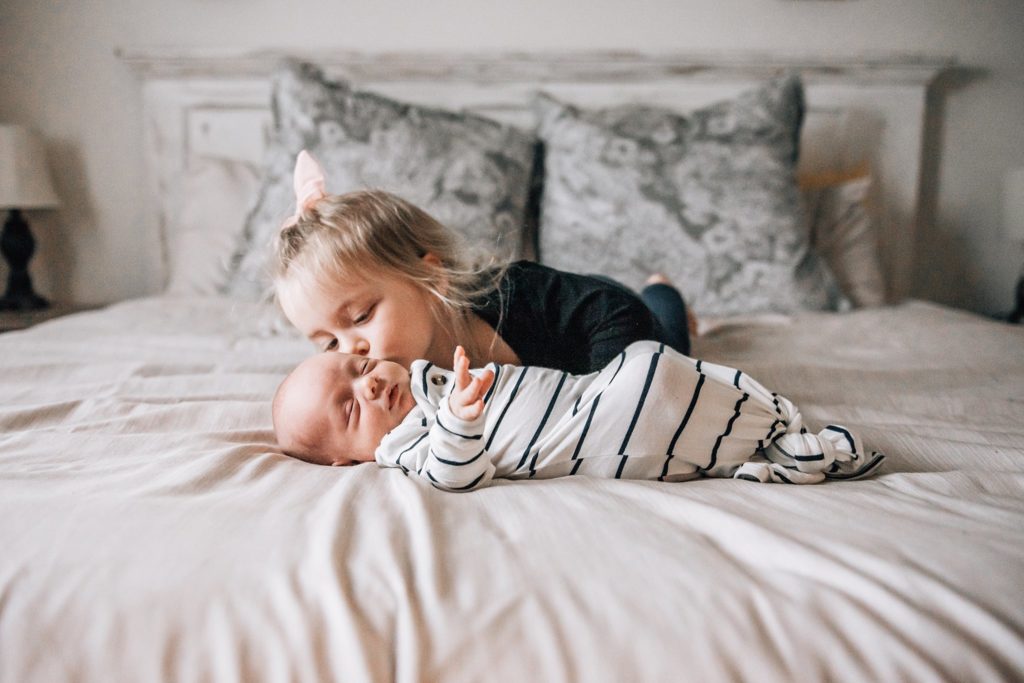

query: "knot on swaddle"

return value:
[735, 408, 886, 484]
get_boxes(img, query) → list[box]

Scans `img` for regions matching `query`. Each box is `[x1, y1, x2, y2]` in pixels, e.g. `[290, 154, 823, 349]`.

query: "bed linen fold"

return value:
[1, 296, 1022, 682]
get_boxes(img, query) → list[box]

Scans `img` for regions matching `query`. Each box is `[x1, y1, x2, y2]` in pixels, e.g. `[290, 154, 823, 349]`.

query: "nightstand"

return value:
[0, 302, 97, 333]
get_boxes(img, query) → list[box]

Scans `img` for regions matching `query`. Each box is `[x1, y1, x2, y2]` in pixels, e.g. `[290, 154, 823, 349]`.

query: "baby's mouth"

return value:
[387, 384, 398, 410]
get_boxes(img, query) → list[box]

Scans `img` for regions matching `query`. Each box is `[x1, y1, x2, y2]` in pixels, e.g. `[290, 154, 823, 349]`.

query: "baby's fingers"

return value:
[459, 397, 485, 421]
[474, 368, 495, 399]
[453, 345, 471, 390]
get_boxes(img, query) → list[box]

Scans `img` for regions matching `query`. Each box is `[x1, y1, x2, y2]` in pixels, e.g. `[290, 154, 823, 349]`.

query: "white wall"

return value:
[1, 0, 1022, 315]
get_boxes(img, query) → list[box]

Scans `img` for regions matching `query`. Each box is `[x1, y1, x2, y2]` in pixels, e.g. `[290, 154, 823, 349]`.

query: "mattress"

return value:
[1, 296, 1022, 682]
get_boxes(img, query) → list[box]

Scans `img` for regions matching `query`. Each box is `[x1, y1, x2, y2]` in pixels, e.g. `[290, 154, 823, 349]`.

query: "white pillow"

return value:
[166, 159, 261, 296]
[802, 175, 887, 308]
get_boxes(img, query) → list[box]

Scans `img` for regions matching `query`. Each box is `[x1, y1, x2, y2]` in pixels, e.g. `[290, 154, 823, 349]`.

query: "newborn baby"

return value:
[273, 342, 884, 491]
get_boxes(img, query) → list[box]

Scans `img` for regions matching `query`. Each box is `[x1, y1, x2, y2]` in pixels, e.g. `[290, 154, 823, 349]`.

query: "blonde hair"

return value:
[272, 190, 507, 359]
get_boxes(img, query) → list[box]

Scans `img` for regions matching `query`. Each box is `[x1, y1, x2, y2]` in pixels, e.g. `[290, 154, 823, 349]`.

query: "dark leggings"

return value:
[640, 282, 691, 356]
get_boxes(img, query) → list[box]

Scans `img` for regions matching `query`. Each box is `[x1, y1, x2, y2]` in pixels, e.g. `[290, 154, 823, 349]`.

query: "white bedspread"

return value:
[1, 296, 1022, 682]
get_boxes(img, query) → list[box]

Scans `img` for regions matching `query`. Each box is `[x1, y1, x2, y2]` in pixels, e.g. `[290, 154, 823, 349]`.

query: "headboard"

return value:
[118, 48, 952, 302]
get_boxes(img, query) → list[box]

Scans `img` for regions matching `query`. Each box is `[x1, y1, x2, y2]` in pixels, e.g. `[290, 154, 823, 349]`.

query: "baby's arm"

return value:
[422, 347, 497, 492]
[449, 345, 495, 420]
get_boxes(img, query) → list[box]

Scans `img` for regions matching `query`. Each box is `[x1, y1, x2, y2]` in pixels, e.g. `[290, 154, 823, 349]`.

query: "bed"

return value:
[2, 50, 1023, 682]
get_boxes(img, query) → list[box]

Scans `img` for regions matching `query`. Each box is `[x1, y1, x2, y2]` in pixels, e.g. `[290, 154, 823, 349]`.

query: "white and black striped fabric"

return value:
[375, 341, 884, 491]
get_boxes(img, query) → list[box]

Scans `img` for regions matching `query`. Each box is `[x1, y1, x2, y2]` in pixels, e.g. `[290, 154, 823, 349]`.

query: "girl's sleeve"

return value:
[573, 285, 658, 371]
[421, 400, 496, 492]
[492, 262, 658, 374]
[538, 266, 657, 372]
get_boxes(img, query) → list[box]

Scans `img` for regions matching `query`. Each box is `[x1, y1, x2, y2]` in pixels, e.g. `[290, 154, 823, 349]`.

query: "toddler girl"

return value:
[272, 342, 884, 491]
[272, 151, 692, 374]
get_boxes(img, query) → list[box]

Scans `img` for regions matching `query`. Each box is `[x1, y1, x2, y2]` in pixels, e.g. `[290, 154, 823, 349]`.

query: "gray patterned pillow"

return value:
[535, 74, 847, 316]
[226, 60, 536, 300]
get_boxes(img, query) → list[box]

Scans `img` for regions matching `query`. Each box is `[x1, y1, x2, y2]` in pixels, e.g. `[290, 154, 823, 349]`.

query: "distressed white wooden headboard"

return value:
[118, 49, 952, 302]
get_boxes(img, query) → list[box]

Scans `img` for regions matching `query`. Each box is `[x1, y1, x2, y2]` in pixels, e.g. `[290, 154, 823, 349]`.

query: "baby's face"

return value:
[277, 352, 417, 466]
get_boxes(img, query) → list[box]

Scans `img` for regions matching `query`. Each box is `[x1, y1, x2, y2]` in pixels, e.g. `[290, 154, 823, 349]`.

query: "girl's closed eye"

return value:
[353, 303, 376, 325]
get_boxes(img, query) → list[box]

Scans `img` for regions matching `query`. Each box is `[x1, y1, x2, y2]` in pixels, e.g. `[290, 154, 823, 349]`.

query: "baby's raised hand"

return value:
[448, 345, 495, 421]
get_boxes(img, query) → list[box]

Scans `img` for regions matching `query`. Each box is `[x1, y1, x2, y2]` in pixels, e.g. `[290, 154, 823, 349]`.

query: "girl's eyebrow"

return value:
[309, 303, 351, 338]
[333, 301, 351, 323]
[333, 296, 367, 324]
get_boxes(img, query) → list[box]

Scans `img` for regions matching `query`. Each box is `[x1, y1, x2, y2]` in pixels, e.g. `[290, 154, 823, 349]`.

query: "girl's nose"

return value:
[347, 338, 370, 356]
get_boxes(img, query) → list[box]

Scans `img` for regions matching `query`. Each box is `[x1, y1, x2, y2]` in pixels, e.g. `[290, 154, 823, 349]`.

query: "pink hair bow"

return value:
[281, 150, 327, 230]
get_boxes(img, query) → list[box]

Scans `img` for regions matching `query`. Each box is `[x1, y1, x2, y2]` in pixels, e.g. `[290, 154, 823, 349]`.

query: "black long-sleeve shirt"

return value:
[472, 261, 663, 374]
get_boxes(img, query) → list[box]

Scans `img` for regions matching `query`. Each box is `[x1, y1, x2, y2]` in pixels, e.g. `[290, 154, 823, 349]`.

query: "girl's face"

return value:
[279, 265, 450, 370]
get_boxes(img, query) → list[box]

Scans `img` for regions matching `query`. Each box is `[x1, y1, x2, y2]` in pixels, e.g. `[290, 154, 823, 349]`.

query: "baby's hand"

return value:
[448, 345, 495, 421]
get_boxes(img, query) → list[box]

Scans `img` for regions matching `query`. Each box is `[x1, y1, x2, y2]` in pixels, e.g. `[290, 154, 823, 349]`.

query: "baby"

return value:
[272, 342, 885, 491]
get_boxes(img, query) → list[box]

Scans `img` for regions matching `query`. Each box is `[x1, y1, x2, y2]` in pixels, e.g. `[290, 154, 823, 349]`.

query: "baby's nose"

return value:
[362, 374, 383, 398]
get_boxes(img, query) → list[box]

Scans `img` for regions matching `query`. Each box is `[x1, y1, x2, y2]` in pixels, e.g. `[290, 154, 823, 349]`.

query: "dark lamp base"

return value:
[0, 291, 49, 311]
[1, 208, 49, 312]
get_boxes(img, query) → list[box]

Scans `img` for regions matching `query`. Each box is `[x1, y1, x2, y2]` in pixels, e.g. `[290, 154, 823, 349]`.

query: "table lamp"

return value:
[0, 125, 60, 311]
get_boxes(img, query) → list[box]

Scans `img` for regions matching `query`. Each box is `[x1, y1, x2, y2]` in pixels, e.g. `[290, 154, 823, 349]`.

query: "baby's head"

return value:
[273, 352, 418, 466]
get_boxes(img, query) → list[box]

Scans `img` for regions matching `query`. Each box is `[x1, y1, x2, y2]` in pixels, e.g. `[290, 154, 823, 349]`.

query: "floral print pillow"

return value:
[535, 74, 847, 316]
[227, 60, 536, 300]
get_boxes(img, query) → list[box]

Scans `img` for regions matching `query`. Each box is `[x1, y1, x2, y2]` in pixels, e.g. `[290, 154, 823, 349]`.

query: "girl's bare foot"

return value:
[646, 273, 672, 286]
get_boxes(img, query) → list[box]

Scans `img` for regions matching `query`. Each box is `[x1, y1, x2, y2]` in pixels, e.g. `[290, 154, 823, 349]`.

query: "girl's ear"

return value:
[421, 252, 448, 294]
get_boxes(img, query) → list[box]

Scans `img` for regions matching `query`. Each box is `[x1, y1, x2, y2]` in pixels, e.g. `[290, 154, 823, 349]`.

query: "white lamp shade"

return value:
[1004, 167, 1024, 243]
[0, 125, 60, 210]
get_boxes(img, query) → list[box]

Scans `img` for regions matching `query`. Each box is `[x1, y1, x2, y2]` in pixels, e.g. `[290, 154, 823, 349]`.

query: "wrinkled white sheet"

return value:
[1, 296, 1022, 682]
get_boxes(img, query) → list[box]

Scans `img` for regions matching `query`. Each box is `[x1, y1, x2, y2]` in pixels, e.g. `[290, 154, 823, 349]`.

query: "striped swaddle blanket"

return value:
[375, 341, 885, 491]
